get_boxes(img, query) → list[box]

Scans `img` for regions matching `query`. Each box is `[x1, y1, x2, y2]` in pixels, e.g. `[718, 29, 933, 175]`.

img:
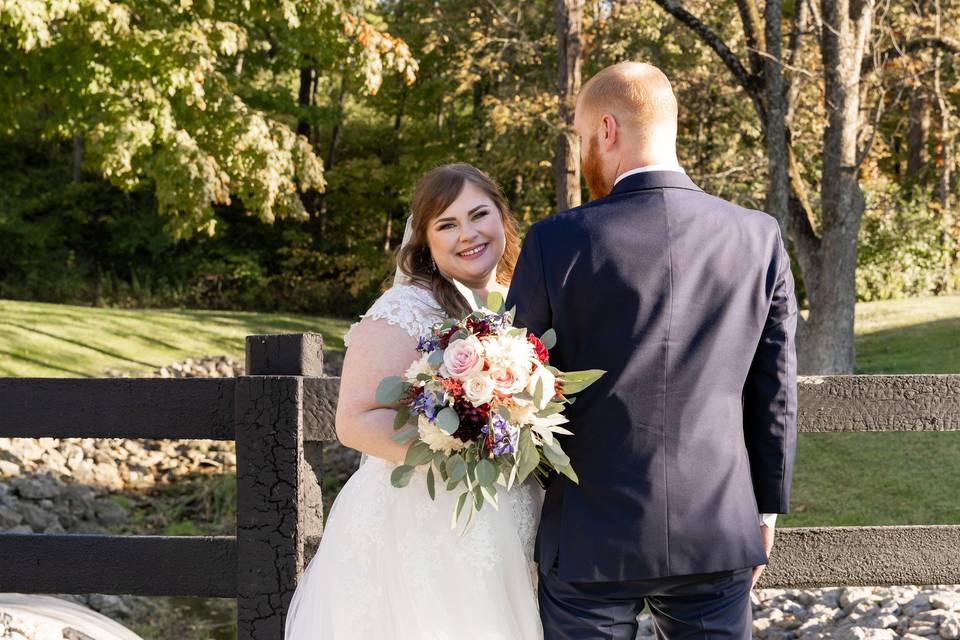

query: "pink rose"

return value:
[489, 365, 530, 396]
[442, 335, 485, 380]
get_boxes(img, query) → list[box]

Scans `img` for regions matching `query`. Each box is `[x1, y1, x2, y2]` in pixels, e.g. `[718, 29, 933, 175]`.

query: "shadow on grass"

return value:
[855, 317, 960, 375]
[0, 322, 161, 369]
[0, 349, 94, 378]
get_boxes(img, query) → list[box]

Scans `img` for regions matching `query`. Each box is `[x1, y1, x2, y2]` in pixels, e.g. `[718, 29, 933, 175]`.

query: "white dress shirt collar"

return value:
[614, 164, 686, 186]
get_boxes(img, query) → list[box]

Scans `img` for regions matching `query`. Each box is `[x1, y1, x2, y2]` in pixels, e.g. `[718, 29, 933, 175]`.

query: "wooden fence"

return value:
[0, 332, 958, 639]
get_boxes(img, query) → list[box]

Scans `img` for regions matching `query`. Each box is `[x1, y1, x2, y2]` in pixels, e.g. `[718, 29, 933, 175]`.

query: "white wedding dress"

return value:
[284, 283, 544, 640]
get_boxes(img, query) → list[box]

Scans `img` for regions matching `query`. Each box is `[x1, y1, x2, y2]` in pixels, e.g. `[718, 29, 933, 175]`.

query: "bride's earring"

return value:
[431, 257, 438, 273]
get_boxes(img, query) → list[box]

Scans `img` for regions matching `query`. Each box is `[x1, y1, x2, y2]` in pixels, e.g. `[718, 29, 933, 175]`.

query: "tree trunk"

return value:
[297, 65, 314, 140]
[72, 134, 83, 182]
[906, 90, 931, 177]
[553, 0, 583, 211]
[763, 0, 790, 231]
[798, 0, 874, 374]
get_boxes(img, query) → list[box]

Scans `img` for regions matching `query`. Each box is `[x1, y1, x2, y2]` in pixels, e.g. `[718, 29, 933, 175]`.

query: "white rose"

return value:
[463, 374, 496, 406]
[526, 366, 557, 410]
[417, 414, 467, 454]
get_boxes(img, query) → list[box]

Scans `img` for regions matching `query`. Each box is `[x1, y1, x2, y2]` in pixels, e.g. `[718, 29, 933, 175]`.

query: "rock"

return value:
[842, 587, 881, 610]
[17, 502, 55, 531]
[942, 616, 960, 640]
[0, 504, 24, 529]
[85, 594, 132, 618]
[92, 500, 129, 527]
[839, 626, 897, 640]
[933, 593, 960, 612]
[11, 475, 61, 500]
[0, 459, 20, 476]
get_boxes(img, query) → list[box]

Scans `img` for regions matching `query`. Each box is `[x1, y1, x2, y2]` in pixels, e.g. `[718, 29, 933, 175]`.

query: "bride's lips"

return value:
[457, 243, 488, 260]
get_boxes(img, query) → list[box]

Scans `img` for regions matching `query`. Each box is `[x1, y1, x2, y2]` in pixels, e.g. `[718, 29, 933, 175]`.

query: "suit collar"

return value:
[608, 170, 703, 196]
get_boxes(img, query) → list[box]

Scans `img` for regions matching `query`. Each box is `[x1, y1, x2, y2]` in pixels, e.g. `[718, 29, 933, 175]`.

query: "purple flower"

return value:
[417, 335, 439, 353]
[410, 391, 443, 421]
[482, 413, 518, 456]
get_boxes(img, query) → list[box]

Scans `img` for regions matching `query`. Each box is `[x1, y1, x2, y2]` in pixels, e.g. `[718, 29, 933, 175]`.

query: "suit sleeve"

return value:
[743, 224, 798, 514]
[505, 223, 552, 337]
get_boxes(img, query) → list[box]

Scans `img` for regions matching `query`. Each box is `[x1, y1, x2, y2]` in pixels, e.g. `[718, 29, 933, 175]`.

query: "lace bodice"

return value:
[343, 283, 446, 348]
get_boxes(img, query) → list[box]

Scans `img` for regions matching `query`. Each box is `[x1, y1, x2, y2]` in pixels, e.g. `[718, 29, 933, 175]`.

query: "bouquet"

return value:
[376, 292, 604, 529]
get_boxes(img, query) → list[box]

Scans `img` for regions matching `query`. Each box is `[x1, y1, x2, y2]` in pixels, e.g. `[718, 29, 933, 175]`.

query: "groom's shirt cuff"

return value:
[759, 513, 778, 528]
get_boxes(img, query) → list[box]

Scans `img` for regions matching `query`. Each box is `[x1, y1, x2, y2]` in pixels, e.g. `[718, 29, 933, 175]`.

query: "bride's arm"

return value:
[335, 317, 419, 465]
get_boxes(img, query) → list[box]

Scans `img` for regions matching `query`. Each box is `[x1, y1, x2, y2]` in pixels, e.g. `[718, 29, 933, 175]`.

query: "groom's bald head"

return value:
[574, 62, 680, 200]
[576, 62, 678, 135]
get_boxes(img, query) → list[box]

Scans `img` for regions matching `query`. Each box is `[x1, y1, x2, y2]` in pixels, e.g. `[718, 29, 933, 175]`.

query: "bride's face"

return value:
[426, 180, 506, 289]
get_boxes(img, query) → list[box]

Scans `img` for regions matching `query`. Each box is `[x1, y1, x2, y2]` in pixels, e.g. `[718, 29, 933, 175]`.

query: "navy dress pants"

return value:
[539, 562, 754, 640]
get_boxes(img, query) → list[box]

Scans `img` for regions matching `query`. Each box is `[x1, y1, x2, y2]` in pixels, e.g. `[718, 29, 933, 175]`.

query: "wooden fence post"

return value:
[235, 333, 325, 640]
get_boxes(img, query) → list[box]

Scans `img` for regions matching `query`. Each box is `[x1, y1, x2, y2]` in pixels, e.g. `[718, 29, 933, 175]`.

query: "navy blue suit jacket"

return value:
[505, 170, 798, 582]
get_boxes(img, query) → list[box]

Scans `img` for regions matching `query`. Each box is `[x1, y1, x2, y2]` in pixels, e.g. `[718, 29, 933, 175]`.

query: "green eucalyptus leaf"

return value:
[376, 376, 407, 405]
[436, 407, 460, 434]
[428, 349, 445, 368]
[391, 426, 418, 443]
[480, 483, 499, 510]
[516, 429, 539, 484]
[560, 370, 606, 394]
[543, 443, 571, 468]
[404, 440, 434, 466]
[540, 328, 557, 349]
[427, 466, 436, 500]
[390, 465, 415, 488]
[476, 459, 497, 487]
[558, 463, 579, 484]
[453, 491, 469, 527]
[446, 454, 467, 482]
[393, 407, 411, 431]
[536, 402, 565, 418]
[486, 291, 504, 312]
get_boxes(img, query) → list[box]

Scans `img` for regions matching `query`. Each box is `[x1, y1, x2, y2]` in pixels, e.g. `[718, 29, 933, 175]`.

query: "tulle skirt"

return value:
[284, 455, 544, 640]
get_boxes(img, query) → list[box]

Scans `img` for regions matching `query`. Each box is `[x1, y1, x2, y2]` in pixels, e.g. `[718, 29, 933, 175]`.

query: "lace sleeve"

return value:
[343, 284, 445, 349]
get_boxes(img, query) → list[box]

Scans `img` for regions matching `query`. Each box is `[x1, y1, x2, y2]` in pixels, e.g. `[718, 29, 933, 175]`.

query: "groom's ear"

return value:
[600, 114, 618, 150]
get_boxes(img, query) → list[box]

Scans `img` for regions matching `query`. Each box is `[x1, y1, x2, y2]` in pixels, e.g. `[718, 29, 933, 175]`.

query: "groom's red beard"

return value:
[582, 134, 612, 200]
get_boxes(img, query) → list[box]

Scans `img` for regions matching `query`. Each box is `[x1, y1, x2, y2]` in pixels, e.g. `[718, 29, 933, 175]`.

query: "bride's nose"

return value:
[458, 221, 480, 244]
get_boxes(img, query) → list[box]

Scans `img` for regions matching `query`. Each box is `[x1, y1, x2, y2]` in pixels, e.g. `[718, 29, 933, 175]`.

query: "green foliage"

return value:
[0, 0, 415, 236]
[857, 183, 960, 301]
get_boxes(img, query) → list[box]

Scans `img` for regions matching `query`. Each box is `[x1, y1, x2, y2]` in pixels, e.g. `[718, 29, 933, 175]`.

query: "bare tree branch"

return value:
[735, 0, 766, 79]
[861, 36, 960, 77]
[785, 0, 811, 125]
[647, 0, 765, 120]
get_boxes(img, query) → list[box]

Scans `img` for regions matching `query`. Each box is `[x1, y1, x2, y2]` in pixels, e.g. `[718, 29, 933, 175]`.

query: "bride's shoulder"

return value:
[343, 283, 443, 348]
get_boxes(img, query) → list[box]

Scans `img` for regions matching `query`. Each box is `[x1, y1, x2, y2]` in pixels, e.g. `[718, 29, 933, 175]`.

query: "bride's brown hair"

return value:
[396, 163, 521, 318]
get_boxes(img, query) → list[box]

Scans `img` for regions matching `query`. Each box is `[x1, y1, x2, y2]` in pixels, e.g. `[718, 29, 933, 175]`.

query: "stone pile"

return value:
[630, 586, 960, 639]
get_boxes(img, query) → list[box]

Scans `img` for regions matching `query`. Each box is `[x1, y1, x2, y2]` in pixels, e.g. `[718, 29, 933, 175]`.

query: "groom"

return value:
[506, 62, 798, 638]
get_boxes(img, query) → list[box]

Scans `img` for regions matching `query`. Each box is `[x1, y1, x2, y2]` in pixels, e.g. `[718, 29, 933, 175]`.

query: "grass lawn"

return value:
[2, 294, 959, 528]
[0, 299, 352, 377]
[782, 293, 960, 528]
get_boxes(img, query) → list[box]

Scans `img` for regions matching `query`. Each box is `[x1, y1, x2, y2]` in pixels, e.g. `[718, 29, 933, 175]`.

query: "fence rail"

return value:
[0, 332, 957, 639]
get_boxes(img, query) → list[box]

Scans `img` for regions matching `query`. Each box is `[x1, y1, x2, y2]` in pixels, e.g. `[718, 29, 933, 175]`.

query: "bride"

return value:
[284, 163, 544, 639]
